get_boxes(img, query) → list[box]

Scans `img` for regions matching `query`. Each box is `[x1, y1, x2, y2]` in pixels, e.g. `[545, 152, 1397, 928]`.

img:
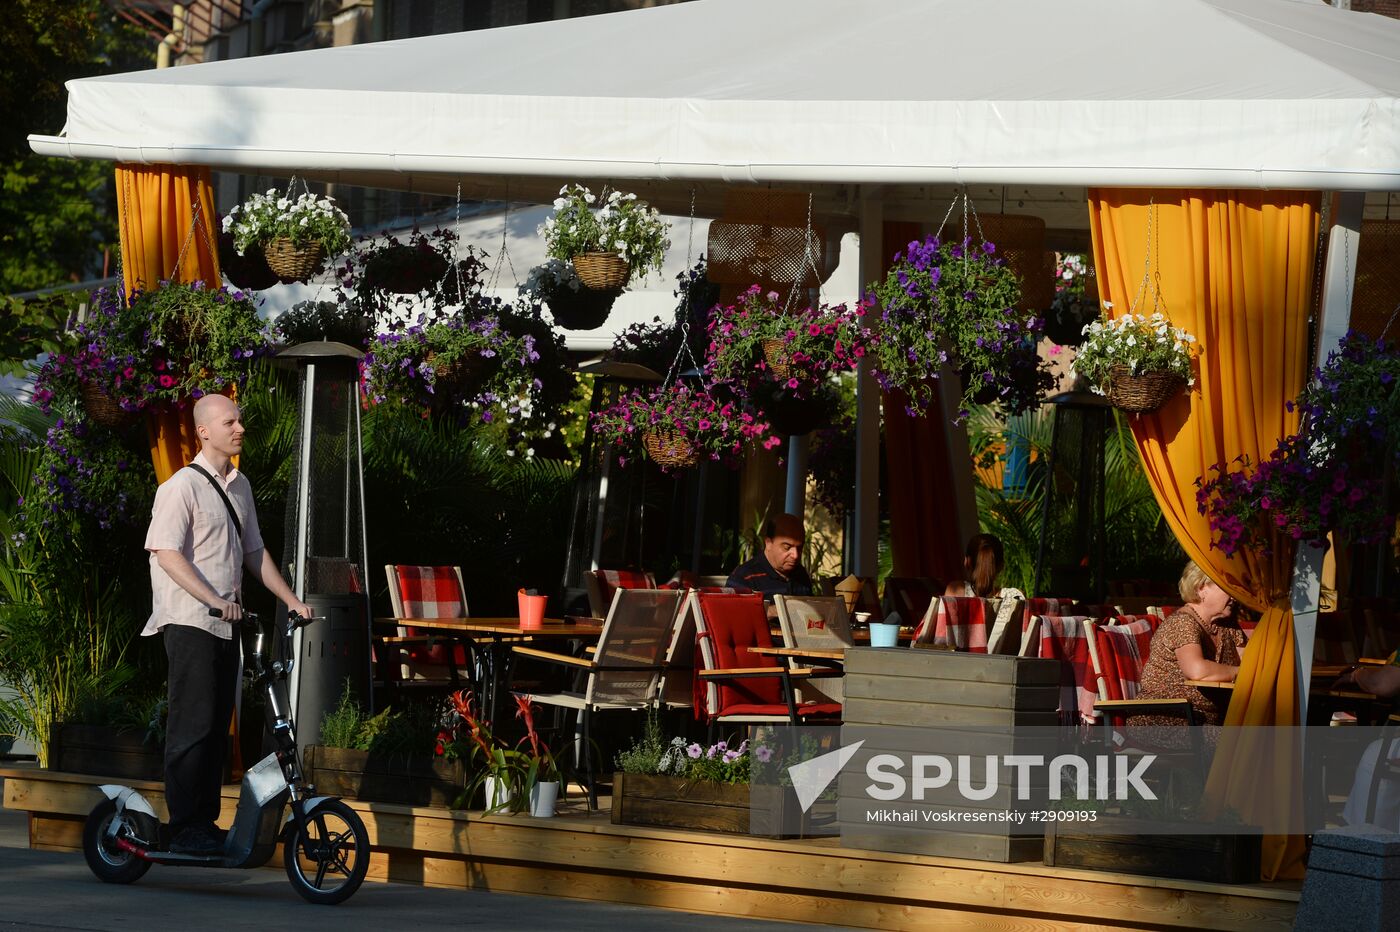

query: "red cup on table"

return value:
[518, 589, 547, 630]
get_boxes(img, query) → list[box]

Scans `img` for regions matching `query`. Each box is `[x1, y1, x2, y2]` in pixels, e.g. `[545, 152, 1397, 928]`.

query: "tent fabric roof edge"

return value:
[26, 134, 1400, 192]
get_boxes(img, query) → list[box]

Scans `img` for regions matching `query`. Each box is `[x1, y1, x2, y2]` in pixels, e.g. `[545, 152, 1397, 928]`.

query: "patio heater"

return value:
[1032, 390, 1111, 603]
[276, 341, 373, 751]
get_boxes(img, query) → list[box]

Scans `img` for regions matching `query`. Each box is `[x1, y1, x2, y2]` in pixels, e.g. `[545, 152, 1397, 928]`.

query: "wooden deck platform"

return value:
[1, 768, 1300, 931]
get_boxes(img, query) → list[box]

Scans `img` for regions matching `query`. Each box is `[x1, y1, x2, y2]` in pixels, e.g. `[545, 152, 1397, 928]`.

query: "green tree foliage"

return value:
[0, 1, 150, 292]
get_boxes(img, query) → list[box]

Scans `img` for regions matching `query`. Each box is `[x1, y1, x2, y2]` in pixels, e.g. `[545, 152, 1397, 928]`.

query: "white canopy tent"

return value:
[29, 0, 1400, 202]
[27, 0, 1400, 708]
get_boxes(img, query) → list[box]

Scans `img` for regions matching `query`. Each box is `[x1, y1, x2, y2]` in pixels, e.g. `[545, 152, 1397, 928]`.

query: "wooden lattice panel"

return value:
[707, 189, 826, 307]
[973, 213, 1054, 313]
[1352, 219, 1400, 341]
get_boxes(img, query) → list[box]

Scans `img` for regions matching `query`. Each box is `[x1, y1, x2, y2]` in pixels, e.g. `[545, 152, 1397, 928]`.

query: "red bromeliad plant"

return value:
[438, 689, 533, 814]
[590, 382, 780, 470]
[513, 693, 559, 783]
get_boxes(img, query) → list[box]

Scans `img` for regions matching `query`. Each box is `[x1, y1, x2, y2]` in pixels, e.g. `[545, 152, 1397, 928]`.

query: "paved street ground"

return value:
[0, 776, 848, 931]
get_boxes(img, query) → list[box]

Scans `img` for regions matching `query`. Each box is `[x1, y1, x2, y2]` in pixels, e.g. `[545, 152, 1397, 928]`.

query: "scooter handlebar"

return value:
[205, 608, 322, 627]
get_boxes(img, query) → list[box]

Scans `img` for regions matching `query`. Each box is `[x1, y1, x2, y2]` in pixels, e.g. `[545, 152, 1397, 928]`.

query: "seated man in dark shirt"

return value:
[726, 512, 814, 600]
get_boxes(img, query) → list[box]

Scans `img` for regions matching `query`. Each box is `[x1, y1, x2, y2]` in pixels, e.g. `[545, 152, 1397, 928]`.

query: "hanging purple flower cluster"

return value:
[869, 234, 1050, 420]
[21, 418, 153, 532]
[1197, 331, 1399, 556]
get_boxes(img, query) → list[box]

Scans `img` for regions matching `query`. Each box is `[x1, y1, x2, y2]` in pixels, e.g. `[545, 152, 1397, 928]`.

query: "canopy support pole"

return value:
[854, 190, 883, 578]
[785, 434, 809, 516]
[1293, 191, 1363, 727]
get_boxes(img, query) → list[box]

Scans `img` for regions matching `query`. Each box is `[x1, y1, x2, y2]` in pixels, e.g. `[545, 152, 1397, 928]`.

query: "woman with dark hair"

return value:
[944, 534, 1026, 601]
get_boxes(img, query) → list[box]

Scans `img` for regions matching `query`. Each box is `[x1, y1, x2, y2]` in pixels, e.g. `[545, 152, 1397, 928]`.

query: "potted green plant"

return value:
[541, 184, 670, 293]
[1071, 310, 1197, 413]
[870, 234, 1048, 419]
[304, 682, 458, 806]
[591, 383, 780, 471]
[223, 188, 352, 283]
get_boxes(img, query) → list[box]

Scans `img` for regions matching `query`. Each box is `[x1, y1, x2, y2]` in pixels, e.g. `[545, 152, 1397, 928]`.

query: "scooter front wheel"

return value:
[283, 799, 369, 905]
[82, 799, 155, 884]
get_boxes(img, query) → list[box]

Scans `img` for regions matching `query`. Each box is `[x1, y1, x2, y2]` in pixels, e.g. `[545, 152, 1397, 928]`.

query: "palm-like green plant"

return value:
[967, 403, 1182, 596]
[0, 400, 141, 763]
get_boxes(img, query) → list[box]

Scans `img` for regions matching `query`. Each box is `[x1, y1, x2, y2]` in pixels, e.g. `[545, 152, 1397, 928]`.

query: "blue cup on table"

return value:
[869, 621, 900, 648]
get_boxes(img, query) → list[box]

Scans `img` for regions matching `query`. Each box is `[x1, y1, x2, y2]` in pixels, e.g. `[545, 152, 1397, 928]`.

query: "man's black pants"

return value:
[163, 624, 240, 833]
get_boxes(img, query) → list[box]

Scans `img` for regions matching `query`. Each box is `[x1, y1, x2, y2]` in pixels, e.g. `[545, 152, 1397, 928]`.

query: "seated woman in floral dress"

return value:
[1127, 561, 1247, 733]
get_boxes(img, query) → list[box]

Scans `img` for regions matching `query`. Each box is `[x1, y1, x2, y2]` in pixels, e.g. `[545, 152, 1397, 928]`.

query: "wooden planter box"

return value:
[50, 724, 163, 781]
[302, 745, 466, 807]
[1044, 820, 1262, 884]
[611, 772, 809, 838]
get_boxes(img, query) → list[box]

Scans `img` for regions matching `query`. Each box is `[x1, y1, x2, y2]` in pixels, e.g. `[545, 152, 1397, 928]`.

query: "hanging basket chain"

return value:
[1128, 197, 1167, 317]
[662, 189, 701, 390]
[780, 193, 824, 316]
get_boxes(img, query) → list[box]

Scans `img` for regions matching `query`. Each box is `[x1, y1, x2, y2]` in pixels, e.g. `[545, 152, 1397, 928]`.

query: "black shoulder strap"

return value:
[185, 462, 242, 539]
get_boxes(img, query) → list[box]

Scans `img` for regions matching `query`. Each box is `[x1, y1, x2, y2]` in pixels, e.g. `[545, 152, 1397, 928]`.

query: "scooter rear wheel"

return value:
[82, 799, 155, 884]
[283, 799, 369, 905]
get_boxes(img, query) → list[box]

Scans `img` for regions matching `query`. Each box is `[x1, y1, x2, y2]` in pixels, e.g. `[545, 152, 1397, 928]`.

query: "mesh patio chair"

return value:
[774, 594, 852, 706]
[510, 586, 683, 808]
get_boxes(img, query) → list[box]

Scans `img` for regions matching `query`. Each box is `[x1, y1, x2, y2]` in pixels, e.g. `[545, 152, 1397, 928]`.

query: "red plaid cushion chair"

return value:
[586, 569, 657, 617]
[1036, 615, 1098, 724]
[1088, 619, 1156, 726]
[920, 597, 994, 653]
[385, 564, 469, 675]
[1026, 597, 1072, 618]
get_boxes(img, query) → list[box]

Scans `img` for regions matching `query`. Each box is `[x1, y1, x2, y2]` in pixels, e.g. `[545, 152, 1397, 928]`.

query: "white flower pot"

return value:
[530, 780, 559, 818]
[483, 776, 515, 812]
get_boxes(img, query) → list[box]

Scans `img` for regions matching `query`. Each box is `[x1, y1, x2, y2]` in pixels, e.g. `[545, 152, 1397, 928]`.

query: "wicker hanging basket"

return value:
[264, 237, 327, 283]
[424, 351, 487, 406]
[1105, 366, 1186, 413]
[572, 252, 631, 291]
[79, 382, 139, 431]
[643, 431, 698, 469]
[547, 287, 619, 330]
[761, 338, 792, 380]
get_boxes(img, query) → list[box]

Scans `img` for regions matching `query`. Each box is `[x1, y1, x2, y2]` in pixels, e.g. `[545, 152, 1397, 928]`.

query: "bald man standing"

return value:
[143, 394, 310, 854]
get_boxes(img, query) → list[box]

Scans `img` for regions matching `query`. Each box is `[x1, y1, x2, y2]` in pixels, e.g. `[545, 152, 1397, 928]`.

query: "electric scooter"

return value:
[81, 609, 369, 905]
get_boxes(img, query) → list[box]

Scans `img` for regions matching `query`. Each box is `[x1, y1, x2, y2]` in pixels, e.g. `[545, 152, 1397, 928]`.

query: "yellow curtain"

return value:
[1087, 189, 1319, 881]
[115, 164, 223, 483]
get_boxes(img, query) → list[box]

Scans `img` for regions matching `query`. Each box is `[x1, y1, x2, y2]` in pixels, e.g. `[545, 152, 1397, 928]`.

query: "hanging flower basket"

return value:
[264, 237, 326, 283]
[761, 339, 792, 381]
[363, 241, 451, 294]
[547, 286, 619, 330]
[79, 382, 139, 431]
[224, 188, 351, 284]
[218, 231, 279, 291]
[424, 349, 487, 398]
[1105, 367, 1187, 413]
[644, 431, 698, 469]
[572, 252, 631, 291]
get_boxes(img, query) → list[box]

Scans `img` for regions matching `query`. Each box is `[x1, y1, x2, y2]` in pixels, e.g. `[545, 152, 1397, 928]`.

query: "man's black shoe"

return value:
[170, 826, 222, 854]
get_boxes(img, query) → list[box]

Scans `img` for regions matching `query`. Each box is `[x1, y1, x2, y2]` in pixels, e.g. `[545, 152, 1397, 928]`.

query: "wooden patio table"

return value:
[374, 616, 604, 720]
